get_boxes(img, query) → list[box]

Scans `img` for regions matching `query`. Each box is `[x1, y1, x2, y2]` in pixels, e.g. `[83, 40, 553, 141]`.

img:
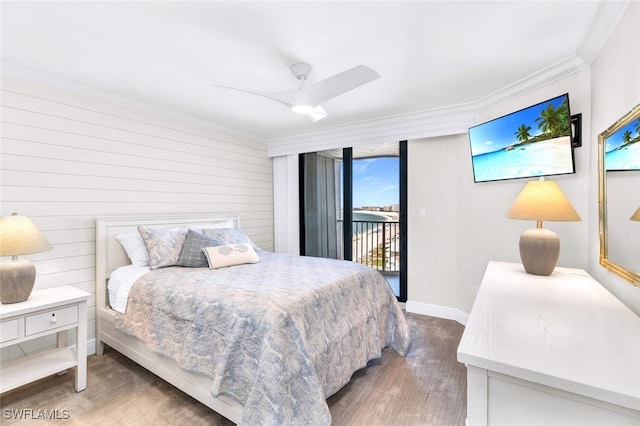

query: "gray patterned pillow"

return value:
[138, 226, 187, 270]
[202, 228, 259, 251]
[177, 230, 225, 268]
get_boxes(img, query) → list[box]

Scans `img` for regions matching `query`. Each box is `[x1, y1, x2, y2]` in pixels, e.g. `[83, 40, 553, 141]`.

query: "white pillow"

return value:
[203, 243, 260, 269]
[116, 232, 150, 267]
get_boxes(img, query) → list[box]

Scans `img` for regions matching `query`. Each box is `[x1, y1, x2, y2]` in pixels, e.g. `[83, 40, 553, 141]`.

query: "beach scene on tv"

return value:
[469, 94, 574, 182]
[605, 115, 640, 171]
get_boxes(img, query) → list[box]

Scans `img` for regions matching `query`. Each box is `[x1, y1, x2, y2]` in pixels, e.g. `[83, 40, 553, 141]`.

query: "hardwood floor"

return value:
[0, 314, 466, 425]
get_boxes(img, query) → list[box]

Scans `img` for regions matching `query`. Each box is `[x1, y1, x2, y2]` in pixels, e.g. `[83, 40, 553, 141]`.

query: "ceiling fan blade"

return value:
[214, 84, 296, 108]
[300, 65, 380, 106]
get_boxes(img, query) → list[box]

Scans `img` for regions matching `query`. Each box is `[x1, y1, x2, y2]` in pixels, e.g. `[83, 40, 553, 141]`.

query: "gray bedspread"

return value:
[114, 252, 410, 425]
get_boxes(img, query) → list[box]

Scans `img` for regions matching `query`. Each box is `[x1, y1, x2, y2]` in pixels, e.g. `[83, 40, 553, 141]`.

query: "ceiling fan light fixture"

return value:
[291, 104, 315, 114]
[292, 105, 327, 121]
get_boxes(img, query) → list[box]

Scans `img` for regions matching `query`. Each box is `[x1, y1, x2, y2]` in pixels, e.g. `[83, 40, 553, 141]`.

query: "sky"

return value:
[350, 156, 399, 208]
[468, 93, 568, 156]
[604, 117, 640, 152]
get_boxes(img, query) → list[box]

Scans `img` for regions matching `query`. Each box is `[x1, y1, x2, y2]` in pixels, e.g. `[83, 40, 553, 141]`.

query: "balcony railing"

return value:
[351, 220, 400, 273]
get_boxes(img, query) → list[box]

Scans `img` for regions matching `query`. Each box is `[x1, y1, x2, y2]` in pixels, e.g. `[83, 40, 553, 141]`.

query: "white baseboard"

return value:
[68, 338, 97, 356]
[405, 301, 469, 326]
[87, 338, 97, 356]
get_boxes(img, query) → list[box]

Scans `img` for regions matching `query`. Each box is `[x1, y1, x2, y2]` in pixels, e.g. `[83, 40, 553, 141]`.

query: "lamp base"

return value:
[0, 259, 36, 304]
[519, 228, 560, 276]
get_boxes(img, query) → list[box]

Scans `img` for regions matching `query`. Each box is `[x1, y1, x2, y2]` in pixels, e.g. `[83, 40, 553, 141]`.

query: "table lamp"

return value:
[0, 213, 52, 303]
[631, 207, 640, 222]
[506, 179, 581, 276]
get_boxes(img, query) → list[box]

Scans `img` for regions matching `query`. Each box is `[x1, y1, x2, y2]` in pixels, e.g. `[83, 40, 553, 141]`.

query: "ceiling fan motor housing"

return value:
[290, 63, 313, 81]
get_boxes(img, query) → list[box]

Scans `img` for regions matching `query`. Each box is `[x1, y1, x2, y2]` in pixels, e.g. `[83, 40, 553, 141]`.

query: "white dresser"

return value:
[0, 286, 90, 393]
[458, 261, 640, 425]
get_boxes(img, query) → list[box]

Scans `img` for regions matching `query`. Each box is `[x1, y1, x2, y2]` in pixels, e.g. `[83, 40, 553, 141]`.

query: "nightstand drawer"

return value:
[1, 319, 19, 343]
[25, 305, 78, 336]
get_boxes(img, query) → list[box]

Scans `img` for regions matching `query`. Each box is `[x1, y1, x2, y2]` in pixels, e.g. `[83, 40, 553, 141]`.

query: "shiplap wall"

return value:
[0, 76, 273, 358]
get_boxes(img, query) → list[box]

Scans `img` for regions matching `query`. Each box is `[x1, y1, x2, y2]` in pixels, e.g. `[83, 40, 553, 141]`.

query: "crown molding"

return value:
[576, 0, 631, 65]
[266, 104, 478, 157]
[473, 54, 588, 111]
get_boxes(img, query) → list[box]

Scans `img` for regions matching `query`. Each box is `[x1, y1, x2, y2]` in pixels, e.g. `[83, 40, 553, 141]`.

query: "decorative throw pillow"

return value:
[203, 243, 260, 269]
[202, 228, 259, 251]
[116, 232, 150, 267]
[138, 226, 187, 270]
[177, 229, 225, 268]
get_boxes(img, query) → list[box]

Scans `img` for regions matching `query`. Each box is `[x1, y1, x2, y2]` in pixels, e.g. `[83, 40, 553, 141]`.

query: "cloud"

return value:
[372, 184, 399, 195]
[353, 158, 376, 175]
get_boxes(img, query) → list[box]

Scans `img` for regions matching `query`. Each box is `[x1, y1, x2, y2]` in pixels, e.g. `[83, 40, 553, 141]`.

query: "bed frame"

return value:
[95, 214, 244, 423]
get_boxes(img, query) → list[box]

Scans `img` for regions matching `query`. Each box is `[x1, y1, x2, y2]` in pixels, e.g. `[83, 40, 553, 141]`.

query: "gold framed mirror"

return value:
[598, 104, 640, 286]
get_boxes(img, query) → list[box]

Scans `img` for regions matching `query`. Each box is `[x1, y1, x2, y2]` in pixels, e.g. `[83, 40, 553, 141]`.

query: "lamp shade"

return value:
[0, 214, 52, 257]
[632, 207, 640, 222]
[506, 180, 581, 222]
[507, 180, 580, 276]
[0, 214, 52, 303]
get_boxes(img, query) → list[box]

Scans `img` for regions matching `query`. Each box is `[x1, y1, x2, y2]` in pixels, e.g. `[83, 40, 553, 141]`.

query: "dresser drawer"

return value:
[25, 305, 78, 336]
[1, 319, 19, 343]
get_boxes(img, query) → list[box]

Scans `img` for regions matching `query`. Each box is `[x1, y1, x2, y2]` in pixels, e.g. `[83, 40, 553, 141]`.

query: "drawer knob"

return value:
[50, 316, 57, 324]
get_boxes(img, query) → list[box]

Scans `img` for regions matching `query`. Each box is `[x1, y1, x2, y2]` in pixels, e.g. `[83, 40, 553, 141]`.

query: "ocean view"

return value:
[606, 142, 640, 170]
[472, 137, 573, 181]
[353, 211, 395, 222]
[350, 211, 398, 235]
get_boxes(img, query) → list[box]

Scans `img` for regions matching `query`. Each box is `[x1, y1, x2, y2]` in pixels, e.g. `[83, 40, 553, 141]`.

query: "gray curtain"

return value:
[302, 153, 339, 259]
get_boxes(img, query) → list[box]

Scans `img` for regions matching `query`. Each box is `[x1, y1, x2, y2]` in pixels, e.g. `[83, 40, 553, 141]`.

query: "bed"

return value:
[95, 214, 409, 425]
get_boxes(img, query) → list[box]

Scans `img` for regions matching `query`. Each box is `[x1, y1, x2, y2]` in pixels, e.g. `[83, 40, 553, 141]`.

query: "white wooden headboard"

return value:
[95, 214, 240, 311]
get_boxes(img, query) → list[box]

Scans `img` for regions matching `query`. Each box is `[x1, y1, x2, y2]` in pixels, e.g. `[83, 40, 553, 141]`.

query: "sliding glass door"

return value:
[300, 141, 407, 302]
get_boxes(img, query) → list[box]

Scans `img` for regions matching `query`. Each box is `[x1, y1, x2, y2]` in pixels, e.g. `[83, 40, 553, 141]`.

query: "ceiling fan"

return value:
[215, 63, 380, 121]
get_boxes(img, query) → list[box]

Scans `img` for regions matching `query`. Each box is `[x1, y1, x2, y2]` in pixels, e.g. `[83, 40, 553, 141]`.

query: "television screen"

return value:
[604, 113, 640, 171]
[468, 93, 575, 183]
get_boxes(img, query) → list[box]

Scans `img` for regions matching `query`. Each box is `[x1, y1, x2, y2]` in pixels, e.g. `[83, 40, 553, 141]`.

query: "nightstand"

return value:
[0, 286, 90, 393]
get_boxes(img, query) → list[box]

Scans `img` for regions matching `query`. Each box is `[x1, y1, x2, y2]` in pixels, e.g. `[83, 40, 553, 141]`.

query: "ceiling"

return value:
[0, 1, 627, 142]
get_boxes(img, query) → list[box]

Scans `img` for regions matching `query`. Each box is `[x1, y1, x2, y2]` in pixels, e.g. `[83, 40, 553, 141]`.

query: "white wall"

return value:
[0, 76, 273, 358]
[588, 1, 640, 315]
[407, 69, 592, 318]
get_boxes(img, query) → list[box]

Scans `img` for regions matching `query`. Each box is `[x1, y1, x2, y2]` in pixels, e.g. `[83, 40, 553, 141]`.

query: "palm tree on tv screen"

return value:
[534, 99, 570, 139]
[514, 124, 532, 143]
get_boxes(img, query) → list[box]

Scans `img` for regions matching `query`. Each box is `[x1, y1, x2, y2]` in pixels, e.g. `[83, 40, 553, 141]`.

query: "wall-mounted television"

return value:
[604, 113, 640, 171]
[469, 93, 575, 183]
